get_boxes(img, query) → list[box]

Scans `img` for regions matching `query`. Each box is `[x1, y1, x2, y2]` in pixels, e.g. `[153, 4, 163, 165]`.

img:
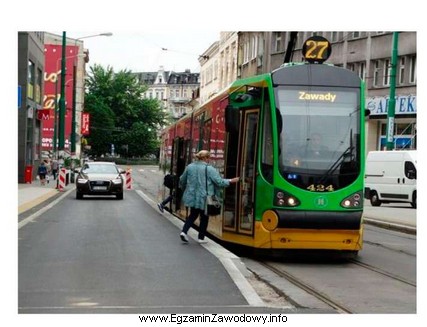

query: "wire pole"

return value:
[386, 32, 399, 150]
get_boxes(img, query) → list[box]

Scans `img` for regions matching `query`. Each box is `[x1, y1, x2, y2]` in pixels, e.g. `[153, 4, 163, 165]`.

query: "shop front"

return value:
[366, 95, 416, 151]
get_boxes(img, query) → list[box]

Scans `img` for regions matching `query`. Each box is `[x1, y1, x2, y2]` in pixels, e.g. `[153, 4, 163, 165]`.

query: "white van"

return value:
[364, 150, 417, 208]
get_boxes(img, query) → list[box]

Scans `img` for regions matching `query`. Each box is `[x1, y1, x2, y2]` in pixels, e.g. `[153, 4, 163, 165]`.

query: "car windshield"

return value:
[82, 164, 118, 174]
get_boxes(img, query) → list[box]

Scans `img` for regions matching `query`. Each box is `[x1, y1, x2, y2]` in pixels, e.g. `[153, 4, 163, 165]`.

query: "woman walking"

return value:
[179, 150, 239, 243]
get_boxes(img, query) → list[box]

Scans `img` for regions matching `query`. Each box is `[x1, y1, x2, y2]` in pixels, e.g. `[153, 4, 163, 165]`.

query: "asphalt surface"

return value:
[17, 167, 417, 315]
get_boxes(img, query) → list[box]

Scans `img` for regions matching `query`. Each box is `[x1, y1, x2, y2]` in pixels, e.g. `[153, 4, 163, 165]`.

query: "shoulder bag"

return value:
[205, 165, 222, 216]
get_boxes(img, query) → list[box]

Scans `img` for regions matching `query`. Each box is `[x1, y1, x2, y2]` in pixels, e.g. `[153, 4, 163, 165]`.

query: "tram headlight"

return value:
[274, 189, 300, 207]
[341, 191, 363, 208]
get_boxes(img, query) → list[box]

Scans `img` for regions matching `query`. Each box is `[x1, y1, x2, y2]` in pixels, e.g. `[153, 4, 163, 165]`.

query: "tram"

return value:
[159, 36, 366, 255]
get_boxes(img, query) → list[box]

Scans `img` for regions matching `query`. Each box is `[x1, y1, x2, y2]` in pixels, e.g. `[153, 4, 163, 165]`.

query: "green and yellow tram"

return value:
[159, 37, 366, 255]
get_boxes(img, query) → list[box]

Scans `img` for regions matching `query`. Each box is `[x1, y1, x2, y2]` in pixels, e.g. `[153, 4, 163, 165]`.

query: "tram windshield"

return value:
[275, 86, 361, 191]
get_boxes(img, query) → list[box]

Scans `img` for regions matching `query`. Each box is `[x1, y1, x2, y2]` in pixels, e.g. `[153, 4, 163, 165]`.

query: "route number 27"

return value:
[302, 36, 332, 63]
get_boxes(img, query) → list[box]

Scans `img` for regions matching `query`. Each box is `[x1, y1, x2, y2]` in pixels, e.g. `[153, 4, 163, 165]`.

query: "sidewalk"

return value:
[18, 178, 72, 215]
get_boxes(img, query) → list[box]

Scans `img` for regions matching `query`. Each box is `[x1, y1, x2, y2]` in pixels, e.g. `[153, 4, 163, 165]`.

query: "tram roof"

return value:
[228, 73, 271, 93]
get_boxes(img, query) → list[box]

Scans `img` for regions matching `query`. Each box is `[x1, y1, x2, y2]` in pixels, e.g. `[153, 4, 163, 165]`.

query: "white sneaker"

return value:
[198, 239, 208, 244]
[180, 232, 189, 243]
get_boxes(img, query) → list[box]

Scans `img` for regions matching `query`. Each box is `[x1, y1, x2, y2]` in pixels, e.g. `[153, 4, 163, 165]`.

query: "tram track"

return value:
[257, 261, 354, 314]
[255, 254, 416, 314]
[363, 239, 415, 257]
[349, 259, 416, 287]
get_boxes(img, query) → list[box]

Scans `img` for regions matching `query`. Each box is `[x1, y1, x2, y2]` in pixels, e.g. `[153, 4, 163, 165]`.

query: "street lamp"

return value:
[58, 32, 67, 153]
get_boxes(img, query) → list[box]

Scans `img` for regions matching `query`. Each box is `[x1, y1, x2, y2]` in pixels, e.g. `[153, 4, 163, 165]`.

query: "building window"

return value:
[273, 32, 281, 53]
[331, 31, 338, 42]
[380, 122, 416, 150]
[383, 59, 391, 86]
[409, 55, 416, 84]
[399, 57, 405, 84]
[257, 34, 264, 55]
[373, 60, 380, 87]
[243, 40, 249, 63]
[257, 34, 264, 67]
[251, 35, 257, 60]
[352, 32, 360, 39]
[27, 60, 34, 99]
[36, 68, 42, 104]
[359, 62, 366, 81]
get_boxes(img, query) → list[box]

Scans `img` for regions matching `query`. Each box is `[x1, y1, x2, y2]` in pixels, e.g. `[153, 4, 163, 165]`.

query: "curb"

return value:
[18, 189, 59, 215]
[363, 217, 416, 235]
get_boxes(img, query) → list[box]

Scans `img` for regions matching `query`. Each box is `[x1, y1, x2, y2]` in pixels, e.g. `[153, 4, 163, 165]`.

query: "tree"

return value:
[84, 93, 115, 156]
[84, 64, 167, 157]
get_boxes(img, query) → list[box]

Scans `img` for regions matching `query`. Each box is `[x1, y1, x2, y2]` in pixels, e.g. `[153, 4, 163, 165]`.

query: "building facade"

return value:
[18, 32, 45, 183]
[236, 31, 417, 152]
[135, 66, 200, 120]
[198, 32, 416, 153]
[199, 32, 238, 105]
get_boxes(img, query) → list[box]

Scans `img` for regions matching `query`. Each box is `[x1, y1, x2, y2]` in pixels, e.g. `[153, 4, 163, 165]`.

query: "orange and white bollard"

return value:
[125, 168, 132, 190]
[58, 168, 67, 191]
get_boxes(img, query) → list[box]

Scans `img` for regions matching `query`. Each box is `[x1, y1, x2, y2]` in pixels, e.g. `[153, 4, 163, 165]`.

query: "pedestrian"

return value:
[178, 150, 239, 244]
[37, 161, 48, 186]
[51, 159, 59, 180]
[157, 173, 176, 213]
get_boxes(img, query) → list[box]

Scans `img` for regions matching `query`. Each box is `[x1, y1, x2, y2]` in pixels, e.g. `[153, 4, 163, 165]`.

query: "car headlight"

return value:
[77, 178, 88, 184]
[112, 178, 123, 184]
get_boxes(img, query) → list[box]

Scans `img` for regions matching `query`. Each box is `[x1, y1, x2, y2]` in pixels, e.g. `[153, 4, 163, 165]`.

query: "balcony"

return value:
[169, 96, 191, 104]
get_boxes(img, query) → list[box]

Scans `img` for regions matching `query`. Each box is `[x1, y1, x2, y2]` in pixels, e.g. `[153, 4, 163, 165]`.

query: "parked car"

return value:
[75, 161, 125, 200]
[364, 150, 417, 208]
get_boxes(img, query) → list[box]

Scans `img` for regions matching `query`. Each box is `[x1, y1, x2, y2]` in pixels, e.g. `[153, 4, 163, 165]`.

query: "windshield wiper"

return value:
[318, 145, 355, 184]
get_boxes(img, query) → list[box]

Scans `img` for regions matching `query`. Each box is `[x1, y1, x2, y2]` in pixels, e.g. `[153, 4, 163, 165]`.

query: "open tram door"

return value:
[224, 91, 260, 238]
[170, 137, 186, 212]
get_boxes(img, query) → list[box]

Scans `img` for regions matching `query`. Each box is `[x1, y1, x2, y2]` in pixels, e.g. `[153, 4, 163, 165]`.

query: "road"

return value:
[18, 165, 418, 315]
[18, 191, 252, 313]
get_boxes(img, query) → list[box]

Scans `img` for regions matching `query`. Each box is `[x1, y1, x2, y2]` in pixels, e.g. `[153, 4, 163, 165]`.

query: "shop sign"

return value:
[367, 95, 416, 116]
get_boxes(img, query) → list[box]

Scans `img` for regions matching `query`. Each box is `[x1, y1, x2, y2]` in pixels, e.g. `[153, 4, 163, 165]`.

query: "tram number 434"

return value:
[307, 184, 334, 192]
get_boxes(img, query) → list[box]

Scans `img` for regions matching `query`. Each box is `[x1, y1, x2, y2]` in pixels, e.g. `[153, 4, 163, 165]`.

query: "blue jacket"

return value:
[179, 161, 230, 210]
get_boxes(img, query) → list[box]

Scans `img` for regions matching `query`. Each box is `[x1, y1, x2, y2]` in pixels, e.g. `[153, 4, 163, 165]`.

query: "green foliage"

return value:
[63, 157, 81, 168]
[84, 65, 167, 157]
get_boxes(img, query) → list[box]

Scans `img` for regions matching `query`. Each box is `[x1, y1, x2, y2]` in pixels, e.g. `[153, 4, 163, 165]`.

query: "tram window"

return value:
[261, 96, 273, 183]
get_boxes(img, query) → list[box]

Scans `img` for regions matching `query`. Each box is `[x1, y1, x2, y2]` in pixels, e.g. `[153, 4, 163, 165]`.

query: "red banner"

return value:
[37, 109, 51, 120]
[41, 44, 79, 150]
[81, 113, 90, 135]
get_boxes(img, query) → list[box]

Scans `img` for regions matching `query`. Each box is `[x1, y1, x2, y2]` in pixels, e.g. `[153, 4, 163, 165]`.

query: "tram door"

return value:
[237, 109, 259, 234]
[171, 137, 185, 212]
[224, 109, 259, 234]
